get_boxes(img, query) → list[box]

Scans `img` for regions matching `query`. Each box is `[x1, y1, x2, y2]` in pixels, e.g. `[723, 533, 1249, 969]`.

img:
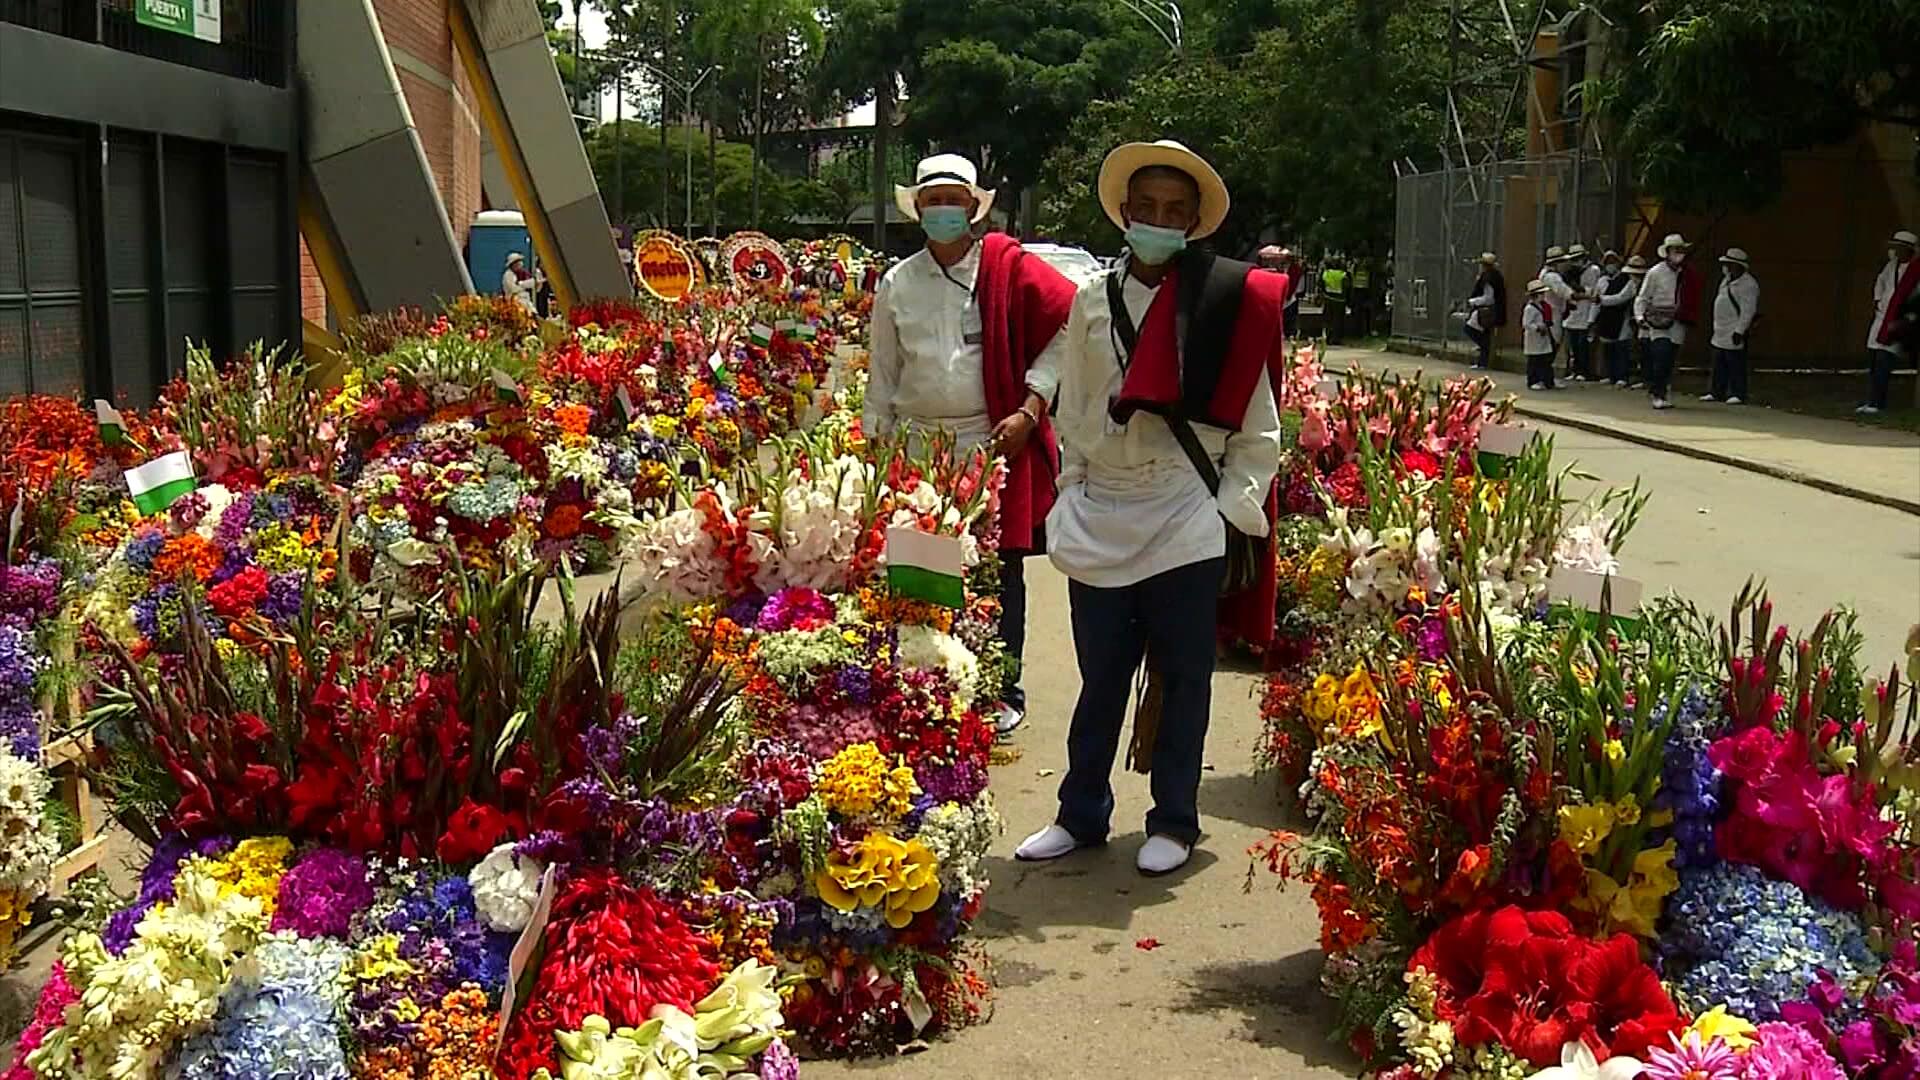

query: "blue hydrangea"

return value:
[445, 475, 524, 522]
[124, 528, 167, 572]
[1654, 685, 1727, 870]
[173, 981, 349, 1080]
[1661, 862, 1878, 1020]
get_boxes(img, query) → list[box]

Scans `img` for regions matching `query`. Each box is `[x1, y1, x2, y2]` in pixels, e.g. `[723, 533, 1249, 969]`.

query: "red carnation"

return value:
[207, 566, 272, 618]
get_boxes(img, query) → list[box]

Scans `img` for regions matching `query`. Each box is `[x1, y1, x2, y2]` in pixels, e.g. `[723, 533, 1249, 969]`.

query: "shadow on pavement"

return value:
[1174, 950, 1360, 1069]
[976, 844, 1222, 945]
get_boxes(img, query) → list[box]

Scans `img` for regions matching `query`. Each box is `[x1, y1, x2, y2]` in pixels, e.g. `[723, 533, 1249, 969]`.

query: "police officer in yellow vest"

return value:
[1321, 259, 1350, 345]
[1350, 260, 1375, 338]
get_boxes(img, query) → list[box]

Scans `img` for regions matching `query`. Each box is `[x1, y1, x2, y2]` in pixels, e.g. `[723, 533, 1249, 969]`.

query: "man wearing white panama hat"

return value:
[1861, 229, 1918, 414]
[1634, 233, 1701, 410]
[1014, 140, 1285, 877]
[866, 152, 1079, 735]
[1706, 247, 1759, 404]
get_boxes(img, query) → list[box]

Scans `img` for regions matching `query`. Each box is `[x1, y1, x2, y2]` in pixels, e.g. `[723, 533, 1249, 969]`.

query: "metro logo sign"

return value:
[137, 0, 222, 43]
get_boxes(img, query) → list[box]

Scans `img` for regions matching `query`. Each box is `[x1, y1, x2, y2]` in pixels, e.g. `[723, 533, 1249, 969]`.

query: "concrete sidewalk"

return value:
[1324, 346, 1920, 515]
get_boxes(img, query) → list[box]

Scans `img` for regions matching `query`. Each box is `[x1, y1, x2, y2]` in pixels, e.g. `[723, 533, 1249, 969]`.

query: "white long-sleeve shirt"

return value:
[1047, 267, 1282, 589]
[1563, 264, 1603, 331]
[1634, 260, 1688, 345]
[864, 243, 1063, 446]
[1522, 299, 1557, 355]
[1465, 281, 1495, 331]
[503, 267, 538, 312]
[1869, 258, 1913, 357]
[1711, 272, 1761, 351]
[1598, 274, 1639, 343]
[1541, 269, 1574, 327]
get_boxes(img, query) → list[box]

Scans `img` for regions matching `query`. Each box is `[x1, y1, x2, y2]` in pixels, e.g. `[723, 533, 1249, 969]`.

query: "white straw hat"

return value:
[1527, 278, 1548, 294]
[1719, 248, 1751, 268]
[894, 154, 997, 224]
[1544, 245, 1567, 261]
[1893, 230, 1919, 249]
[1097, 140, 1231, 240]
[1658, 233, 1692, 256]
[1566, 243, 1589, 259]
[505, 252, 524, 265]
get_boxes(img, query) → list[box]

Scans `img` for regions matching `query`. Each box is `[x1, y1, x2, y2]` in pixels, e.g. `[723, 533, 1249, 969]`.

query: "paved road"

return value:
[812, 391, 1920, 1080]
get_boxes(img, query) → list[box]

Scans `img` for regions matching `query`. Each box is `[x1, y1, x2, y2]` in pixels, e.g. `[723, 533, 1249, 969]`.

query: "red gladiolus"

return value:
[437, 797, 516, 864]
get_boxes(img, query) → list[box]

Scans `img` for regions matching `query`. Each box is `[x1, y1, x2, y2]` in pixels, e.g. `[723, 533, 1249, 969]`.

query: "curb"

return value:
[1346, 344, 1920, 518]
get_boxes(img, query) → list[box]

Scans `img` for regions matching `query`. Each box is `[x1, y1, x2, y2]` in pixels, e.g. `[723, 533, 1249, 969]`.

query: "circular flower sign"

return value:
[720, 232, 789, 293]
[635, 232, 695, 301]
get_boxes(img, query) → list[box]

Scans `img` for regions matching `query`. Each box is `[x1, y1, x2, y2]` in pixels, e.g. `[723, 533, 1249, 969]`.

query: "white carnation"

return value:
[468, 843, 547, 933]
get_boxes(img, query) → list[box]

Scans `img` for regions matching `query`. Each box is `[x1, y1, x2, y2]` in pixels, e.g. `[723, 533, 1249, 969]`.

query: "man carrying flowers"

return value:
[1016, 141, 1285, 876]
[865, 153, 1078, 737]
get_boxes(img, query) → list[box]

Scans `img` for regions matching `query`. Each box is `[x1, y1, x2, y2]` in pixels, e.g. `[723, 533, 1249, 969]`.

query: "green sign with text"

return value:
[136, 0, 221, 44]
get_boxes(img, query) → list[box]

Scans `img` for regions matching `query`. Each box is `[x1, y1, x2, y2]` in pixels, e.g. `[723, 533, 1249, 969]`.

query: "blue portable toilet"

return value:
[469, 210, 532, 295]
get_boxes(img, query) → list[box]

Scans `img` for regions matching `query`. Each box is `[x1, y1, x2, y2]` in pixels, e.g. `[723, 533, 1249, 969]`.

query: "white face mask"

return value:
[1667, 253, 1686, 267]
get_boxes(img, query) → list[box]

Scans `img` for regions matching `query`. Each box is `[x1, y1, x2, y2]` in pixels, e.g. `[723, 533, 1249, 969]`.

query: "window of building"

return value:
[0, 127, 88, 397]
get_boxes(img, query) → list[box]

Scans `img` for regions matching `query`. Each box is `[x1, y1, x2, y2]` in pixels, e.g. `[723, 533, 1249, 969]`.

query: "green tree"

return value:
[691, 0, 823, 228]
[1588, 0, 1920, 213]
[814, 0, 912, 247]
[586, 123, 798, 233]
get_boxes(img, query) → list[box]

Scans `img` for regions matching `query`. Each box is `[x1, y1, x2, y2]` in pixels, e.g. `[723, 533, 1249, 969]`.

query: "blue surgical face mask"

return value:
[919, 206, 972, 244]
[1125, 221, 1189, 265]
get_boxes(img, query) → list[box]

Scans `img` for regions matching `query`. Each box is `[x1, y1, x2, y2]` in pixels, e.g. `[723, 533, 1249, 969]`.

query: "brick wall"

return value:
[299, 0, 483, 322]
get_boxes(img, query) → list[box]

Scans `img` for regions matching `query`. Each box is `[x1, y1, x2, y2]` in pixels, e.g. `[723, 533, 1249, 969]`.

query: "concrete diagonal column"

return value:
[297, 0, 473, 317]
[455, 0, 632, 308]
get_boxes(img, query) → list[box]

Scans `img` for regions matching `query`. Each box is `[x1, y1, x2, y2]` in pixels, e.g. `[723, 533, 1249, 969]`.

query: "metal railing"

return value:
[1, 0, 290, 87]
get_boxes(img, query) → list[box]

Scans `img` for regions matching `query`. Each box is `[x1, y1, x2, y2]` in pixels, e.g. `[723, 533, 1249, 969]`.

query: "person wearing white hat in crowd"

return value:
[1522, 278, 1560, 391]
[1015, 140, 1285, 877]
[1537, 246, 1575, 370]
[502, 252, 539, 313]
[1861, 230, 1919, 414]
[866, 153, 1079, 736]
[1561, 243, 1601, 381]
[1706, 247, 1760, 404]
[1463, 252, 1507, 370]
[1634, 233, 1700, 410]
[1596, 254, 1645, 386]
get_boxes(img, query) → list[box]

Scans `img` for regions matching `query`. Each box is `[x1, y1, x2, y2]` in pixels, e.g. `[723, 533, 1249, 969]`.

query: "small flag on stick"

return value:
[885, 527, 966, 609]
[614, 384, 637, 424]
[492, 369, 523, 406]
[795, 322, 819, 342]
[95, 400, 128, 446]
[1476, 422, 1537, 478]
[749, 324, 774, 349]
[126, 451, 196, 517]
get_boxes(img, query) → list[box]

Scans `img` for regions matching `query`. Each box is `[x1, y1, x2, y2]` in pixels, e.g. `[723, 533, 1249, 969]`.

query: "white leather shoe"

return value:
[1015, 824, 1082, 862]
[1136, 834, 1192, 876]
[995, 704, 1025, 737]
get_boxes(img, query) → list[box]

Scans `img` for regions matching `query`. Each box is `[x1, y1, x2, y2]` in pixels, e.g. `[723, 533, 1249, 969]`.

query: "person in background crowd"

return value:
[1016, 140, 1284, 877]
[502, 252, 539, 313]
[1596, 253, 1644, 387]
[1463, 252, 1507, 370]
[866, 153, 1079, 737]
[1634, 233, 1699, 411]
[1563, 244, 1602, 381]
[1523, 278, 1559, 391]
[1705, 248, 1759, 405]
[1350, 257, 1375, 339]
[1861, 230, 1918, 415]
[1539, 245, 1574, 372]
[1321, 259, 1349, 345]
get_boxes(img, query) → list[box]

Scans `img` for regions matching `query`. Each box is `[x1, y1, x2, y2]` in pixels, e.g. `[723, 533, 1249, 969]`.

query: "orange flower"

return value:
[543, 502, 585, 540]
[1311, 874, 1377, 953]
[152, 533, 221, 583]
[554, 403, 593, 436]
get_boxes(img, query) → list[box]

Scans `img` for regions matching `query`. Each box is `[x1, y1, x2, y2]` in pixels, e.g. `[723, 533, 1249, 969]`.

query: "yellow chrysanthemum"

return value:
[1557, 803, 1616, 856]
[814, 833, 942, 928]
[814, 742, 920, 820]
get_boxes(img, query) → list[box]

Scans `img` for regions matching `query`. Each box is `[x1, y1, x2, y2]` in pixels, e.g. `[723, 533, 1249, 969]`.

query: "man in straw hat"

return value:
[1014, 141, 1285, 876]
[1522, 278, 1560, 391]
[1562, 243, 1602, 381]
[866, 153, 1078, 735]
[1596, 254, 1646, 386]
[1706, 247, 1759, 404]
[1861, 229, 1918, 414]
[1463, 252, 1507, 370]
[501, 252, 539, 314]
[1634, 233, 1702, 410]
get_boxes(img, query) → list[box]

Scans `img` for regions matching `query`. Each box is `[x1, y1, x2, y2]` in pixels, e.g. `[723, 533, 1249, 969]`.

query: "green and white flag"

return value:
[126, 450, 196, 517]
[885, 526, 966, 609]
[95, 400, 128, 446]
[1476, 422, 1537, 478]
[614, 384, 637, 424]
[492, 369, 523, 406]
[749, 323, 774, 349]
[795, 322, 819, 342]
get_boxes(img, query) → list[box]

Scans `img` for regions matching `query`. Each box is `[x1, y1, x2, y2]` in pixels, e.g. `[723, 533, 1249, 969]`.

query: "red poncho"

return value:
[977, 232, 1077, 554]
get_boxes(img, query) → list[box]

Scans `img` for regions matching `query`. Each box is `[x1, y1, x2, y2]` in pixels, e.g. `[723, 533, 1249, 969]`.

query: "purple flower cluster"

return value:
[0, 558, 60, 629]
[1654, 685, 1725, 870]
[1779, 940, 1920, 1077]
[0, 625, 44, 759]
[351, 867, 514, 1047]
[102, 832, 234, 953]
[271, 848, 373, 938]
[756, 587, 836, 633]
[124, 528, 167, 572]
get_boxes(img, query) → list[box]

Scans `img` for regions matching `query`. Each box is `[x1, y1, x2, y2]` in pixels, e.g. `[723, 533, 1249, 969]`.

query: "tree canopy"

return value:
[1589, 0, 1920, 213]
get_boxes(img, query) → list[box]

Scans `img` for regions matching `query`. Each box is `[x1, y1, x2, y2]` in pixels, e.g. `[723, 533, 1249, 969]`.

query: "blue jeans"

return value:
[1869, 349, 1897, 409]
[1057, 558, 1224, 846]
[1605, 338, 1633, 383]
[1711, 347, 1748, 400]
[999, 554, 1027, 711]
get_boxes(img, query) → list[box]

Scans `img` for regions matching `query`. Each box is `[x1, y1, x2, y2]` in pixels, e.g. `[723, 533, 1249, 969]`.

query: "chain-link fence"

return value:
[1393, 152, 1624, 347]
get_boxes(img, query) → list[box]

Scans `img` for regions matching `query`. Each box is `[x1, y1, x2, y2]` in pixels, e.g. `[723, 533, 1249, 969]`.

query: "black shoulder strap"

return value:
[1103, 269, 1221, 496]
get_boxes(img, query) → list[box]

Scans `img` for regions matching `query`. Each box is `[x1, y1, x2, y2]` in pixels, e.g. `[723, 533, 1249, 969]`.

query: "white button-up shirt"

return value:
[1634, 260, 1689, 345]
[1046, 268, 1282, 589]
[1869, 258, 1913, 357]
[1563, 264, 1602, 331]
[865, 243, 1062, 446]
[1711, 272, 1760, 351]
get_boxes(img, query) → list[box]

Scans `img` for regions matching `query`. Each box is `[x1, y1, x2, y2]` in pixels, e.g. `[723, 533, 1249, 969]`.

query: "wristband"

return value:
[1018, 405, 1041, 425]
